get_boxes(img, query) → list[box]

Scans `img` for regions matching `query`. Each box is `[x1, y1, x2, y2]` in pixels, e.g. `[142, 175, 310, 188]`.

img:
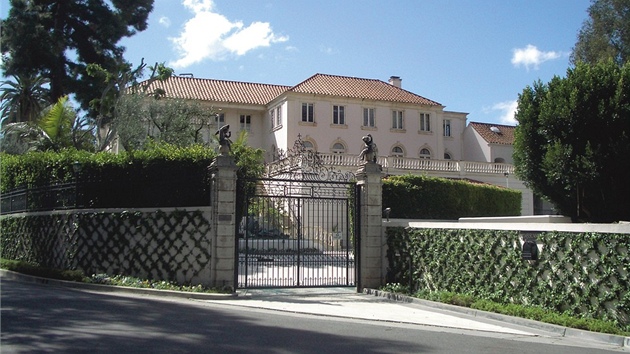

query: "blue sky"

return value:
[1, 0, 592, 125]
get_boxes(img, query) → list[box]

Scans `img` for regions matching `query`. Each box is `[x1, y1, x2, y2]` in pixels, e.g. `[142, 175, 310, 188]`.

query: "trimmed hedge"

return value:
[0, 144, 217, 208]
[382, 174, 521, 219]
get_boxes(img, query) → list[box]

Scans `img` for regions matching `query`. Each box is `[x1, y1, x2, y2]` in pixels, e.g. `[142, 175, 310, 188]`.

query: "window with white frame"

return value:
[302, 103, 314, 123]
[215, 113, 225, 125]
[276, 106, 282, 127]
[240, 115, 251, 131]
[332, 142, 346, 154]
[419, 148, 431, 159]
[443, 119, 451, 137]
[392, 110, 404, 129]
[420, 113, 431, 132]
[391, 146, 404, 157]
[332, 105, 345, 125]
[269, 109, 276, 129]
[363, 108, 375, 127]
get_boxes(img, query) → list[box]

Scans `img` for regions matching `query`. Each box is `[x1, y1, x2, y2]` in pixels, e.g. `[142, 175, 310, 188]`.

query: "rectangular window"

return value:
[240, 114, 251, 131]
[215, 113, 225, 125]
[276, 106, 282, 126]
[392, 110, 404, 129]
[270, 109, 275, 128]
[363, 108, 375, 127]
[443, 119, 451, 137]
[420, 113, 431, 132]
[332, 105, 345, 125]
[301, 103, 314, 122]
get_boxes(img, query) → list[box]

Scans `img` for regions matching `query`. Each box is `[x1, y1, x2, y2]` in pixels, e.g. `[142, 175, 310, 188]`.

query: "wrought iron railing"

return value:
[1, 182, 80, 214]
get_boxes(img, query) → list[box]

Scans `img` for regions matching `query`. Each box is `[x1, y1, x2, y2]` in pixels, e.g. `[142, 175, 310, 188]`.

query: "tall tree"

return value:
[571, 0, 630, 65]
[1, 0, 154, 114]
[0, 74, 50, 125]
[513, 60, 630, 222]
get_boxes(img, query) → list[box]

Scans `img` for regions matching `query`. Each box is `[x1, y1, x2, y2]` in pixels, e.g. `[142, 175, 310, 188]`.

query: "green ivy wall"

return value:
[0, 209, 213, 286]
[386, 227, 630, 326]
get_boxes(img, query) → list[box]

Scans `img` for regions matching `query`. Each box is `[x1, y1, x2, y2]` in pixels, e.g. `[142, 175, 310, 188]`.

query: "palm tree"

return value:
[0, 74, 51, 126]
[0, 96, 86, 154]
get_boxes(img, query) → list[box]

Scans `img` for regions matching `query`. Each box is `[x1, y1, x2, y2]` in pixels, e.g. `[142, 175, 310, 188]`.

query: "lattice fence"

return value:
[1, 209, 213, 286]
[386, 227, 630, 325]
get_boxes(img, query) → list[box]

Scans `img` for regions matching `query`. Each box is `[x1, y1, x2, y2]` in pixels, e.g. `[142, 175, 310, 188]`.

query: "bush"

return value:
[382, 174, 521, 219]
[1, 258, 86, 282]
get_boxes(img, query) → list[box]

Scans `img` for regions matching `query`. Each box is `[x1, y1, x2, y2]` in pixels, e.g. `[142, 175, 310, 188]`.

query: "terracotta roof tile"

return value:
[142, 76, 291, 105]
[289, 74, 441, 106]
[470, 122, 516, 145]
[141, 73, 441, 107]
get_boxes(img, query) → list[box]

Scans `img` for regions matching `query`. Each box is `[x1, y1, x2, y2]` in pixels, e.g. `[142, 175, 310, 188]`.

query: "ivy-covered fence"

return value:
[386, 227, 630, 326]
[0, 209, 213, 286]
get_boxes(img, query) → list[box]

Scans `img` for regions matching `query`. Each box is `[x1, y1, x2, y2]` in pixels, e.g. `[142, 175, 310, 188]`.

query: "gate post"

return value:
[209, 155, 238, 290]
[356, 162, 383, 291]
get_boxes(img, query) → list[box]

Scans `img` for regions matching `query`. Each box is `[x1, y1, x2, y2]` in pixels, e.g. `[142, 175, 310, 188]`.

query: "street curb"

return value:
[364, 288, 629, 348]
[0, 269, 239, 300]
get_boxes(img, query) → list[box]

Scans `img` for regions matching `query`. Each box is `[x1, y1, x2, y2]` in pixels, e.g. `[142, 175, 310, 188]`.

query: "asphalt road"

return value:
[0, 278, 624, 354]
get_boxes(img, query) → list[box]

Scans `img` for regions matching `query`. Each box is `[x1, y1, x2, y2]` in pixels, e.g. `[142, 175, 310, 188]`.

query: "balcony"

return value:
[310, 153, 515, 176]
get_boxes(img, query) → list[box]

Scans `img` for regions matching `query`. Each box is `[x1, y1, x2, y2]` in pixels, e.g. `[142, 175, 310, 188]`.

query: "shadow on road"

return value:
[1, 278, 430, 353]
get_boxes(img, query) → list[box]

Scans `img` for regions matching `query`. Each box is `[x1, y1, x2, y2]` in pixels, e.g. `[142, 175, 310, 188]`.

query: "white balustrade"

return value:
[267, 153, 515, 176]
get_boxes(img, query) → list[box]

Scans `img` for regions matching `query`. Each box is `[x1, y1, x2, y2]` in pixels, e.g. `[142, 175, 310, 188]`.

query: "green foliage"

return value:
[513, 60, 630, 222]
[1, 258, 86, 282]
[1, 96, 94, 154]
[1, 0, 154, 114]
[88, 60, 186, 151]
[571, 0, 630, 66]
[90, 274, 224, 293]
[0, 74, 50, 125]
[382, 174, 521, 219]
[386, 227, 630, 332]
[0, 259, 225, 293]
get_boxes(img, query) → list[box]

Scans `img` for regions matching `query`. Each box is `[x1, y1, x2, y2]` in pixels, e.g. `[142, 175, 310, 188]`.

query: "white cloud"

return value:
[158, 16, 171, 28]
[511, 44, 561, 70]
[488, 100, 518, 125]
[223, 21, 288, 56]
[169, 0, 288, 68]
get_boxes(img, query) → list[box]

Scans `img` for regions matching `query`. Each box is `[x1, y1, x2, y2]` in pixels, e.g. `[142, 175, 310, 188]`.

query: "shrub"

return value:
[382, 174, 521, 219]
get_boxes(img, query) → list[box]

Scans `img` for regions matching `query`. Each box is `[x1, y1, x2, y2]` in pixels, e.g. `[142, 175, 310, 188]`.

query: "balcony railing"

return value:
[303, 153, 515, 175]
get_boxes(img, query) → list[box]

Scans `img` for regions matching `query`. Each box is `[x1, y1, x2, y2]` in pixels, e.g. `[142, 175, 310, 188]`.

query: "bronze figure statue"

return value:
[358, 134, 378, 163]
[216, 124, 232, 155]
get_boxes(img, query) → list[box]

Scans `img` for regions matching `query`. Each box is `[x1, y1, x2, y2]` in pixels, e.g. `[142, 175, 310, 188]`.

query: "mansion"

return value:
[141, 73, 546, 216]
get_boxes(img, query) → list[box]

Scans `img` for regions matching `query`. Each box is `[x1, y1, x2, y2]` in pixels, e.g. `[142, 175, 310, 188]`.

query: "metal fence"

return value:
[1, 183, 80, 214]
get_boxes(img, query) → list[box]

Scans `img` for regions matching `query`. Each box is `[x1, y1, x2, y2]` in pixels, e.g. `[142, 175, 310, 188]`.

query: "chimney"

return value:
[389, 76, 402, 88]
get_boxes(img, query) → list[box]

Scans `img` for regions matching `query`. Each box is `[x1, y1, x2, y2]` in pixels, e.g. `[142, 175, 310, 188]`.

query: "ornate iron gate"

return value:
[236, 138, 358, 289]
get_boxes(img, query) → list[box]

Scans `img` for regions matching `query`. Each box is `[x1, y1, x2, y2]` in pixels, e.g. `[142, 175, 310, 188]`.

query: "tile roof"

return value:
[469, 122, 516, 145]
[140, 73, 442, 107]
[289, 74, 441, 106]
[142, 76, 291, 105]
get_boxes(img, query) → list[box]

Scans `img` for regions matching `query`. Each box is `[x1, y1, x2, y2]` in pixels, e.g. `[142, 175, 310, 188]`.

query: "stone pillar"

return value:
[208, 155, 238, 291]
[356, 162, 383, 291]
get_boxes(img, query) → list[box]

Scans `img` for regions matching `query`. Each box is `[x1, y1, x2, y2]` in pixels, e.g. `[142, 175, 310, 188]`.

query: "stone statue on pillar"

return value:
[215, 124, 232, 156]
[358, 134, 378, 163]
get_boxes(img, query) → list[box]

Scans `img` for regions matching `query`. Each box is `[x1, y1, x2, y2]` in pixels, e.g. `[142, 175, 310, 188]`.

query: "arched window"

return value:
[419, 148, 431, 159]
[391, 146, 404, 157]
[303, 140, 315, 152]
[444, 152, 452, 160]
[494, 157, 505, 163]
[332, 142, 346, 154]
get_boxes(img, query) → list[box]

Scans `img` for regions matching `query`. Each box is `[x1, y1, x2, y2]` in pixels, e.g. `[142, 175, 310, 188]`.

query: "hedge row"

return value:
[382, 174, 521, 219]
[0, 144, 217, 208]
